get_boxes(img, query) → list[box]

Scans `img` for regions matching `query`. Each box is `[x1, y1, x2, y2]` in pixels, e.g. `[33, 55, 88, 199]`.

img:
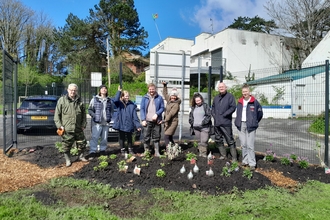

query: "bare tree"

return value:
[265, 0, 330, 64]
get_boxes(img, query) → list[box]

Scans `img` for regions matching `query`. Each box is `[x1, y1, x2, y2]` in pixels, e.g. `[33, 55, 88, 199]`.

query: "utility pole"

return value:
[107, 37, 111, 86]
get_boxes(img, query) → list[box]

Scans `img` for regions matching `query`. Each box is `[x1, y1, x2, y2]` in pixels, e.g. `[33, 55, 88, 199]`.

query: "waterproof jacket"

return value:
[54, 94, 87, 132]
[88, 95, 113, 123]
[211, 91, 236, 127]
[189, 103, 212, 129]
[140, 92, 164, 123]
[234, 96, 263, 132]
[162, 86, 181, 135]
[113, 90, 142, 132]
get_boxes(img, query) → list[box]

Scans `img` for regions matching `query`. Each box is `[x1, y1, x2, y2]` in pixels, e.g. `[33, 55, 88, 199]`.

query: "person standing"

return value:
[87, 85, 113, 159]
[54, 83, 88, 167]
[235, 84, 263, 170]
[189, 93, 212, 157]
[211, 82, 237, 161]
[113, 86, 142, 155]
[162, 82, 181, 147]
[140, 83, 164, 157]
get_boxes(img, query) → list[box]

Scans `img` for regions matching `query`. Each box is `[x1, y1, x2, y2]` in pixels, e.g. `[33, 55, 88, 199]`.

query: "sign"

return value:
[91, 72, 102, 87]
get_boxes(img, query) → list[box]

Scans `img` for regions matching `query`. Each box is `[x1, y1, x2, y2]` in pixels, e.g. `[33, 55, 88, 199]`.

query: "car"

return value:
[108, 101, 141, 141]
[16, 95, 59, 133]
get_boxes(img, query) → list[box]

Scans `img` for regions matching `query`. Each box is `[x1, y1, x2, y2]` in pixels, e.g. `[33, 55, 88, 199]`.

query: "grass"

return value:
[1, 177, 330, 219]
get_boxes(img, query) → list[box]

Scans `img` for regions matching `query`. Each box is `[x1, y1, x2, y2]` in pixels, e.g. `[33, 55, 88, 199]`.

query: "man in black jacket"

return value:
[211, 82, 237, 161]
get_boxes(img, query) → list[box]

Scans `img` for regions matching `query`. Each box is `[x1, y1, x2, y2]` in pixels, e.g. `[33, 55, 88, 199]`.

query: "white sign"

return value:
[91, 72, 102, 87]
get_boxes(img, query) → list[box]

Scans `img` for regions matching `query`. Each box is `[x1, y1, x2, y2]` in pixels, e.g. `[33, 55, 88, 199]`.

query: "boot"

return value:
[230, 147, 238, 162]
[198, 146, 207, 157]
[79, 153, 88, 162]
[154, 142, 160, 157]
[218, 145, 227, 160]
[128, 148, 134, 155]
[64, 153, 71, 167]
[142, 143, 149, 156]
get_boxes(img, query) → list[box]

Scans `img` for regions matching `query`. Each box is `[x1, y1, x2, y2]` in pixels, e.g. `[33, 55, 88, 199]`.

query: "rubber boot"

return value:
[218, 145, 227, 160]
[198, 146, 207, 157]
[230, 147, 238, 162]
[64, 153, 71, 167]
[79, 153, 88, 162]
[154, 142, 160, 157]
[142, 143, 149, 156]
[128, 148, 134, 155]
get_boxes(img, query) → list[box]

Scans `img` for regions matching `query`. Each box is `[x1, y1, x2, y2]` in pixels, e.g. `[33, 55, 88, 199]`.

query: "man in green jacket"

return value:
[54, 83, 88, 167]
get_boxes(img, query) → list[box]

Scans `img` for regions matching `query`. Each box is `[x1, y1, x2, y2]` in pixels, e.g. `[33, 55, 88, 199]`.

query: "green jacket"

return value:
[54, 94, 87, 132]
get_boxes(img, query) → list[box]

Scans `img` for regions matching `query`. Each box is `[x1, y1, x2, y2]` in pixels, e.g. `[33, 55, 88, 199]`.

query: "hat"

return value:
[99, 85, 107, 90]
[169, 90, 178, 97]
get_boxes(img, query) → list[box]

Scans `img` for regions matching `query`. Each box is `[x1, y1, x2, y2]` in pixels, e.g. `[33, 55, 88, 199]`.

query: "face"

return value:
[148, 86, 156, 96]
[242, 88, 250, 99]
[123, 93, 129, 102]
[99, 87, 107, 96]
[195, 97, 202, 106]
[170, 95, 177, 100]
[67, 86, 78, 99]
[218, 83, 227, 94]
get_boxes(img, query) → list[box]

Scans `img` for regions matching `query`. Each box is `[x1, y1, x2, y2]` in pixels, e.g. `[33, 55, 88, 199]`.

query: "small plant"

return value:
[231, 161, 239, 172]
[117, 160, 128, 172]
[297, 156, 309, 169]
[55, 142, 65, 153]
[165, 143, 181, 160]
[98, 155, 108, 161]
[290, 153, 297, 161]
[193, 141, 198, 148]
[109, 154, 117, 160]
[186, 152, 197, 161]
[142, 150, 153, 161]
[264, 149, 276, 162]
[280, 154, 293, 166]
[93, 155, 109, 171]
[160, 162, 165, 167]
[221, 162, 232, 177]
[156, 169, 166, 178]
[243, 168, 253, 179]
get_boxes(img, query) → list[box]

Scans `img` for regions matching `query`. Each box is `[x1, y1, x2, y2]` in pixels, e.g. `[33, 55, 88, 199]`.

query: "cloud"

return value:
[189, 0, 271, 33]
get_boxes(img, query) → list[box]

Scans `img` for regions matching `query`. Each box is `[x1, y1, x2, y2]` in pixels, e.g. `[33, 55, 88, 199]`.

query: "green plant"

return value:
[94, 161, 108, 171]
[243, 168, 253, 179]
[297, 156, 309, 169]
[160, 162, 165, 167]
[109, 154, 117, 160]
[231, 161, 239, 171]
[193, 141, 198, 148]
[186, 152, 197, 161]
[55, 142, 65, 153]
[264, 148, 276, 162]
[117, 160, 127, 171]
[280, 154, 293, 166]
[290, 153, 297, 161]
[142, 150, 153, 161]
[98, 155, 108, 161]
[221, 166, 231, 177]
[156, 169, 166, 178]
[70, 146, 79, 156]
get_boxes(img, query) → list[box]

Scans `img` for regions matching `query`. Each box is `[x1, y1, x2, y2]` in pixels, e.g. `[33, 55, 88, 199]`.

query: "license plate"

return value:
[31, 116, 48, 120]
[109, 128, 115, 132]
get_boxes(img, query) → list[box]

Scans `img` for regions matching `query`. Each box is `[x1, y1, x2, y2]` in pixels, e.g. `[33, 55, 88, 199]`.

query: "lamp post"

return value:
[107, 37, 111, 86]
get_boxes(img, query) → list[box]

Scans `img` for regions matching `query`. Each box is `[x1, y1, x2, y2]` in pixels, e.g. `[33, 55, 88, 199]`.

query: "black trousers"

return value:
[214, 126, 235, 147]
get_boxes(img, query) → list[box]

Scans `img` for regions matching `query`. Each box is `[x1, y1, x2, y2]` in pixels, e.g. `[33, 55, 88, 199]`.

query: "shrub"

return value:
[280, 154, 293, 166]
[297, 156, 309, 169]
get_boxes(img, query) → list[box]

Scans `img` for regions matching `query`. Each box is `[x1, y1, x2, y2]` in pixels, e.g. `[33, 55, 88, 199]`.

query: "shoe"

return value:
[128, 148, 134, 155]
[250, 166, 256, 171]
[241, 163, 248, 167]
[79, 153, 88, 162]
[99, 151, 107, 156]
[87, 152, 96, 161]
[219, 156, 226, 160]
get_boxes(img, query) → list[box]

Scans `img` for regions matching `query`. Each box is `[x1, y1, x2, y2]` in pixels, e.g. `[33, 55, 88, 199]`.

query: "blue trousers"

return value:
[90, 123, 109, 153]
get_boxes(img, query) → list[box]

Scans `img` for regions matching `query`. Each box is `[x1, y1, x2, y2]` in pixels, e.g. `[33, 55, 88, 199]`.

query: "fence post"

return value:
[325, 60, 329, 166]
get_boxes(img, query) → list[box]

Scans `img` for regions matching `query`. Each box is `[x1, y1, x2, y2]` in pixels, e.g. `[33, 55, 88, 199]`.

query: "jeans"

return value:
[90, 123, 109, 153]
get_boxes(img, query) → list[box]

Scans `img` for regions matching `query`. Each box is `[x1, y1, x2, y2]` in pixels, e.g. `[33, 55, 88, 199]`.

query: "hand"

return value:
[152, 114, 158, 121]
[118, 85, 122, 91]
[162, 81, 167, 86]
[137, 128, 141, 131]
[158, 120, 163, 125]
[142, 121, 147, 127]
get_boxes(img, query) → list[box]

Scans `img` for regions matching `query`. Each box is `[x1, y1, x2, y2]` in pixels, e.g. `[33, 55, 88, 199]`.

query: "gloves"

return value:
[57, 127, 64, 136]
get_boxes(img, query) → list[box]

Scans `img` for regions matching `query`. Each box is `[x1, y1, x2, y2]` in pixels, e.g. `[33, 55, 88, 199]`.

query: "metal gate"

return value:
[2, 50, 17, 154]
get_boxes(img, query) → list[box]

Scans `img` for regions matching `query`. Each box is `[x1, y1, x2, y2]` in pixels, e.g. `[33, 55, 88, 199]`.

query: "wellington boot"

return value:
[64, 153, 71, 167]
[218, 145, 227, 160]
[79, 153, 88, 162]
[154, 142, 160, 157]
[230, 147, 238, 162]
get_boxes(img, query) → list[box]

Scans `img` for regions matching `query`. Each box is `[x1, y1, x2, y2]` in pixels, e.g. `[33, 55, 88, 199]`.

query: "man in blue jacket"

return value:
[235, 84, 263, 170]
[211, 82, 237, 161]
[140, 83, 164, 156]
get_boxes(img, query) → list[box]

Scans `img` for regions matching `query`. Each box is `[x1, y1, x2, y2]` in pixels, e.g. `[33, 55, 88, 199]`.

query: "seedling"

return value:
[55, 142, 65, 153]
[156, 169, 166, 178]
[117, 160, 128, 172]
[109, 154, 117, 160]
[193, 141, 198, 148]
[142, 150, 153, 161]
[243, 168, 253, 179]
[70, 146, 79, 156]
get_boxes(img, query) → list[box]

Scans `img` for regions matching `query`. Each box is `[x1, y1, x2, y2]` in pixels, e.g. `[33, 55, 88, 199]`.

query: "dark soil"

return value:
[15, 142, 330, 195]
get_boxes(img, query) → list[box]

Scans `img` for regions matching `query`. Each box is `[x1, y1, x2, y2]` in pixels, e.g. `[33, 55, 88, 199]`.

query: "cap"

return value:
[169, 90, 178, 97]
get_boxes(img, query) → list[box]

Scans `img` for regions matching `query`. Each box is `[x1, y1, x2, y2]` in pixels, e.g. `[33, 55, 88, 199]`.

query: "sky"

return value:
[20, 0, 271, 52]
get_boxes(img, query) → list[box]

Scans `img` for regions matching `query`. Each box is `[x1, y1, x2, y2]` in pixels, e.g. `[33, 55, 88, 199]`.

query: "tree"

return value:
[227, 16, 278, 34]
[18, 63, 39, 96]
[89, 0, 148, 57]
[264, 0, 330, 59]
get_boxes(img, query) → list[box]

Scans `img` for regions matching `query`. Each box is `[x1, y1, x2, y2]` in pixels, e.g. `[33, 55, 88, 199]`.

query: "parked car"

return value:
[16, 95, 59, 133]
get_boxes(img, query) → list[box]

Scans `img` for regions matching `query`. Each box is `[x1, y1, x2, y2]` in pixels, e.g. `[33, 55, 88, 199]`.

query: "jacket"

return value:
[113, 90, 142, 132]
[234, 96, 263, 132]
[189, 103, 212, 129]
[88, 95, 113, 123]
[162, 86, 181, 135]
[140, 92, 164, 123]
[54, 94, 87, 132]
[211, 91, 236, 127]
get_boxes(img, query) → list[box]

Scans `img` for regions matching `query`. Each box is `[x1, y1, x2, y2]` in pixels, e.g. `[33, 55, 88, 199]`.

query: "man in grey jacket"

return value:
[211, 82, 237, 162]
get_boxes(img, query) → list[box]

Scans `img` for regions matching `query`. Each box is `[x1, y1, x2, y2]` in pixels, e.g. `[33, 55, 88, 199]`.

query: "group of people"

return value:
[189, 82, 263, 170]
[54, 82, 263, 170]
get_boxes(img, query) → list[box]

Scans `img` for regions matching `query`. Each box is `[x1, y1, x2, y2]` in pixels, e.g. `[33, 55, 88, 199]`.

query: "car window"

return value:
[20, 100, 57, 109]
